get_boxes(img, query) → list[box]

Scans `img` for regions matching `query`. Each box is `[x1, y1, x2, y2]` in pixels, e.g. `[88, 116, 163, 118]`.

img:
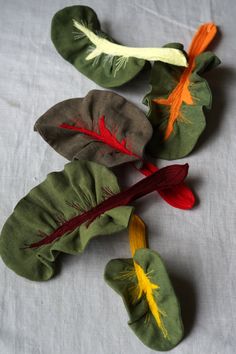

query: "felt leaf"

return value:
[34, 90, 153, 168]
[0, 161, 133, 281]
[25, 163, 189, 250]
[144, 23, 221, 160]
[51, 5, 187, 88]
[0, 162, 188, 281]
[35, 90, 195, 210]
[104, 248, 184, 351]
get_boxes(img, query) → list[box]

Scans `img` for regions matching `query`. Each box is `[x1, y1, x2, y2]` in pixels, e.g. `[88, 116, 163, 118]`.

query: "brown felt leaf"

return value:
[35, 90, 153, 167]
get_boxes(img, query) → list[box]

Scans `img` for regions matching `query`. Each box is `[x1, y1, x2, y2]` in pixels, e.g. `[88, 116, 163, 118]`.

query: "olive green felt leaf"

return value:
[34, 90, 153, 168]
[144, 51, 220, 160]
[51, 6, 187, 88]
[104, 248, 183, 351]
[143, 23, 221, 160]
[0, 161, 133, 281]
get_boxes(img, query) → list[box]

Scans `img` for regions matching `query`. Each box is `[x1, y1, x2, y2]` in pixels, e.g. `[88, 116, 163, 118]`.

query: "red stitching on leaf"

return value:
[59, 115, 195, 210]
[24, 164, 189, 249]
[59, 115, 139, 158]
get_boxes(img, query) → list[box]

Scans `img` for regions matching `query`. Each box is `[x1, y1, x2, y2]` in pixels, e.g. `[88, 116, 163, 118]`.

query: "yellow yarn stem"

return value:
[134, 262, 168, 338]
[129, 214, 147, 257]
[128, 214, 168, 338]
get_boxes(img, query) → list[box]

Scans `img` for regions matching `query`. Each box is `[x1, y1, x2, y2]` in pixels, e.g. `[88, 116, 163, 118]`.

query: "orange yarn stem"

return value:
[153, 23, 217, 141]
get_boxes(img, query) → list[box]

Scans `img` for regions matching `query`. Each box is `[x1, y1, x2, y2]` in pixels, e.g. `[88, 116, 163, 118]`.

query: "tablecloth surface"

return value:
[0, 1, 235, 353]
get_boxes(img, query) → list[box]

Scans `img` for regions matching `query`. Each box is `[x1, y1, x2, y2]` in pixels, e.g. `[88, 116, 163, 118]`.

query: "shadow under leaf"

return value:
[195, 65, 235, 153]
[169, 272, 197, 339]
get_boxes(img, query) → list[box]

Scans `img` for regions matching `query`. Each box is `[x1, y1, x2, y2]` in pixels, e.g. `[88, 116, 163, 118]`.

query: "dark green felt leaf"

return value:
[34, 90, 153, 168]
[104, 248, 184, 351]
[51, 5, 146, 88]
[0, 161, 133, 281]
[144, 50, 220, 160]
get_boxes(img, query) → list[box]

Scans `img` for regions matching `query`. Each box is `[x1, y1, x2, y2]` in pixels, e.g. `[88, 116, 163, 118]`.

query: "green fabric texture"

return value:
[144, 49, 220, 160]
[0, 161, 133, 281]
[51, 5, 146, 88]
[34, 90, 153, 168]
[104, 248, 183, 351]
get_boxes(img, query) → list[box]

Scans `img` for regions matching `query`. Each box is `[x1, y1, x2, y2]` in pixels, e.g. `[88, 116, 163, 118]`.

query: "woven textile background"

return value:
[0, 1, 235, 353]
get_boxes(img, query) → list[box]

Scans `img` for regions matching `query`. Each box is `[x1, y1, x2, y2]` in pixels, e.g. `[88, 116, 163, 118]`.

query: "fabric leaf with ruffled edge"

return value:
[0, 161, 188, 281]
[104, 215, 183, 351]
[0, 161, 133, 281]
[51, 5, 187, 88]
[144, 23, 221, 160]
[35, 90, 195, 210]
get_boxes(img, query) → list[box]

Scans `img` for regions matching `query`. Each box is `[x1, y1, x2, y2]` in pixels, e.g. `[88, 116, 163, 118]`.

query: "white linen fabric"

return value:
[0, 0, 235, 353]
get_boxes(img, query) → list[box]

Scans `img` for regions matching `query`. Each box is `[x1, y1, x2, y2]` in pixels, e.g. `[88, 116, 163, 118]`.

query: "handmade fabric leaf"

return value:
[35, 90, 195, 210]
[0, 161, 133, 281]
[144, 23, 221, 160]
[51, 5, 187, 88]
[0, 162, 189, 281]
[104, 248, 183, 351]
[105, 214, 183, 350]
[34, 90, 153, 168]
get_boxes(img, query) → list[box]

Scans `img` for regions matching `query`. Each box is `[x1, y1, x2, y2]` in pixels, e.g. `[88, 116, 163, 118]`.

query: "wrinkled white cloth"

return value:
[0, 0, 235, 353]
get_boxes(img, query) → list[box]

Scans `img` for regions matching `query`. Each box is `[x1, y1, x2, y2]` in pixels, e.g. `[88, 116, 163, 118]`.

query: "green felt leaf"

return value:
[144, 50, 221, 160]
[51, 5, 146, 88]
[0, 161, 133, 281]
[34, 90, 153, 168]
[104, 248, 184, 351]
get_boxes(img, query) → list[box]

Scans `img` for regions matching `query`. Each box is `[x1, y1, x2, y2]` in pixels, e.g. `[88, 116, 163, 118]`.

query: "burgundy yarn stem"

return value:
[26, 164, 189, 249]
